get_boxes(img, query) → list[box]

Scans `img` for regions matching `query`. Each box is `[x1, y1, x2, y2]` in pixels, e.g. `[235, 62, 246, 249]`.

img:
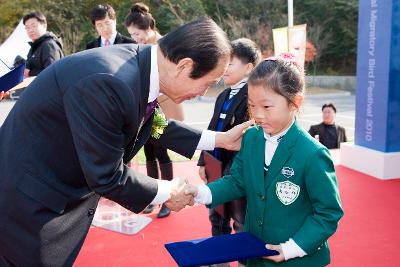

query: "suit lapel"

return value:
[209, 90, 229, 129]
[222, 85, 248, 129]
[114, 33, 122, 44]
[265, 121, 300, 190]
[131, 117, 153, 157]
[123, 45, 152, 163]
[136, 45, 152, 124]
[95, 37, 101, 48]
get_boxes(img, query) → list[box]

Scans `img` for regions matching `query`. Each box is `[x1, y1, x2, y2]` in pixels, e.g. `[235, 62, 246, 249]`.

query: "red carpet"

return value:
[74, 161, 400, 267]
[329, 166, 400, 267]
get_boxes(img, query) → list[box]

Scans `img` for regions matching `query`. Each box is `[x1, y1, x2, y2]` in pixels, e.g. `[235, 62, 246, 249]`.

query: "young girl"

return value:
[190, 54, 344, 267]
[124, 2, 162, 45]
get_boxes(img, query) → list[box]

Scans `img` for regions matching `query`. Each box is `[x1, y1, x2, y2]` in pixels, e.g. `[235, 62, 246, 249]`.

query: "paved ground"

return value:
[0, 87, 355, 140]
[184, 87, 355, 140]
[0, 100, 14, 126]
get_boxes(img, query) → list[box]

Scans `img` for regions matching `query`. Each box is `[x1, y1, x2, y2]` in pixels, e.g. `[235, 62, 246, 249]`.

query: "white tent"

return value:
[0, 20, 31, 76]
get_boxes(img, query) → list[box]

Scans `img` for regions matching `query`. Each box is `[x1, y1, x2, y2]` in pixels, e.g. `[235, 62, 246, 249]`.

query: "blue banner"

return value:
[355, 0, 400, 152]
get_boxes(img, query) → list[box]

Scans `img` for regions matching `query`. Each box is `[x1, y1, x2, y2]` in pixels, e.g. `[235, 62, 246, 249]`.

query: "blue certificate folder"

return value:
[0, 63, 25, 92]
[165, 232, 279, 267]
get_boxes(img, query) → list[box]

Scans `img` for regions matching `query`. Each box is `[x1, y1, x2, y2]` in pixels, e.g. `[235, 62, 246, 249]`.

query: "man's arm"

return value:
[41, 41, 63, 69]
[308, 125, 317, 137]
[214, 120, 254, 150]
[150, 119, 253, 209]
[63, 73, 158, 213]
[155, 119, 254, 159]
[154, 119, 202, 158]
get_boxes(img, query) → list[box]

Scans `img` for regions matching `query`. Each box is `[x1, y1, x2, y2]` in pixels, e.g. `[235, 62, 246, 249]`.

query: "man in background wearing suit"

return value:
[309, 103, 347, 149]
[86, 4, 134, 50]
[0, 18, 252, 267]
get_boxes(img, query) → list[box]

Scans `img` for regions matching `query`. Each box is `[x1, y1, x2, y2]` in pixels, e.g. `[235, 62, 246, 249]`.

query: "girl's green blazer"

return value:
[208, 121, 344, 267]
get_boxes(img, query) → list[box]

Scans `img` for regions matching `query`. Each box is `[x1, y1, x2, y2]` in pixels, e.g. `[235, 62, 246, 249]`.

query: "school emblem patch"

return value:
[281, 167, 294, 179]
[276, 181, 300, 205]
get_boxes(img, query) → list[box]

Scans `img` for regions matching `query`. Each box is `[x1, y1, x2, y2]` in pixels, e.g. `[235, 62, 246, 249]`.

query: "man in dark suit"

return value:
[309, 103, 347, 149]
[0, 18, 251, 267]
[86, 4, 134, 50]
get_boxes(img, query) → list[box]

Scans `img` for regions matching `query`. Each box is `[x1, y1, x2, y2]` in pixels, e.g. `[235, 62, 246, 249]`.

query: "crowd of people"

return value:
[0, 3, 346, 267]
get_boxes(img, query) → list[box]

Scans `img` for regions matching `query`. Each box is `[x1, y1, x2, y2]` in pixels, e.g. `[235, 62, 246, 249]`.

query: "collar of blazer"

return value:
[254, 120, 301, 190]
[95, 32, 122, 47]
[212, 85, 248, 130]
[137, 44, 152, 121]
[114, 32, 123, 44]
[122, 45, 152, 163]
[222, 84, 248, 128]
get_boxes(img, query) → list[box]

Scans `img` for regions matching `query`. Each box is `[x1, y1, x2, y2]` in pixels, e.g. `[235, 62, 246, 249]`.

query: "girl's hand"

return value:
[263, 244, 285, 263]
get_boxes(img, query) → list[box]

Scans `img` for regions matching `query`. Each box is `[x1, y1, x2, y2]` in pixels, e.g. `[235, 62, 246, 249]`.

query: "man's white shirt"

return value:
[100, 32, 117, 47]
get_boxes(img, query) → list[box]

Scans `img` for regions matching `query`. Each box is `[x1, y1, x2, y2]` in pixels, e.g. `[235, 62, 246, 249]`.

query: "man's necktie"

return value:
[144, 99, 158, 122]
[104, 39, 110, 46]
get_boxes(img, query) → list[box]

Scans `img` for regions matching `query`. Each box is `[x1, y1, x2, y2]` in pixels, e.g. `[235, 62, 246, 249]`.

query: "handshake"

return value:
[164, 177, 199, 212]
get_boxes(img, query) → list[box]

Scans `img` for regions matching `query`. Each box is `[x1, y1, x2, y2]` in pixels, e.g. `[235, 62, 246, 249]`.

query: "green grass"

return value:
[131, 148, 201, 165]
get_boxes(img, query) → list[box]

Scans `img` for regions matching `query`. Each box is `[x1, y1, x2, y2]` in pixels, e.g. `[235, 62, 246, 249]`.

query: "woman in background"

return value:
[124, 3, 185, 218]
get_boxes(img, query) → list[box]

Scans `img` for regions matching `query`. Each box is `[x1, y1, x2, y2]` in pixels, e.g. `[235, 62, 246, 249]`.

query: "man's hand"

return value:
[165, 177, 195, 211]
[184, 184, 199, 197]
[263, 244, 285, 263]
[198, 166, 207, 183]
[215, 120, 254, 151]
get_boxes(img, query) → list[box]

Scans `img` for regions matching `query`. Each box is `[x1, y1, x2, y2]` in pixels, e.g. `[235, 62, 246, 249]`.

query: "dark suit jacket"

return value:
[198, 85, 249, 174]
[0, 44, 200, 266]
[85, 32, 135, 50]
[309, 123, 347, 149]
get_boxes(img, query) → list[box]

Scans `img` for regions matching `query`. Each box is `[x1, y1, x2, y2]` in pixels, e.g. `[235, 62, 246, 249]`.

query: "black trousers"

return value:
[144, 141, 171, 164]
[209, 198, 246, 236]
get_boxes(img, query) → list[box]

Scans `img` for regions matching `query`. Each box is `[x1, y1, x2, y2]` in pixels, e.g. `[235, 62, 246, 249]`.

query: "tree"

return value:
[150, 0, 207, 34]
[295, 0, 358, 74]
[0, 0, 358, 74]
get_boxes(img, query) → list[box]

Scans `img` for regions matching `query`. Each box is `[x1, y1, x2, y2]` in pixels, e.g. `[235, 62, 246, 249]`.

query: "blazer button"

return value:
[87, 208, 95, 216]
[259, 195, 265, 201]
[257, 219, 263, 226]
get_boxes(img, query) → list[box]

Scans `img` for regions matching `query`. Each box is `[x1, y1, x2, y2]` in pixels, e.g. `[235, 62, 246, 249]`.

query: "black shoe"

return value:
[157, 203, 171, 218]
[142, 204, 154, 214]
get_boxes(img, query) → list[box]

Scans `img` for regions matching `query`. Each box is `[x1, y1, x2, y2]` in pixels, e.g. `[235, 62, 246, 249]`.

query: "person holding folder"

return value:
[0, 91, 9, 101]
[197, 38, 261, 267]
[188, 54, 344, 266]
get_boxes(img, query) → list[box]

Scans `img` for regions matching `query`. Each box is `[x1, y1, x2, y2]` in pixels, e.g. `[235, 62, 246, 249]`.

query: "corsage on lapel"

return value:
[151, 108, 168, 139]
